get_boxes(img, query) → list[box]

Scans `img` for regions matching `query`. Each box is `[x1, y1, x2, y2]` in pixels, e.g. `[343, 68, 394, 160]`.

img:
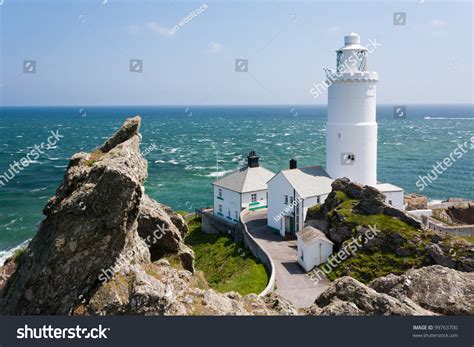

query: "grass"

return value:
[316, 191, 434, 283]
[461, 236, 474, 244]
[12, 247, 26, 265]
[85, 149, 104, 167]
[185, 217, 269, 296]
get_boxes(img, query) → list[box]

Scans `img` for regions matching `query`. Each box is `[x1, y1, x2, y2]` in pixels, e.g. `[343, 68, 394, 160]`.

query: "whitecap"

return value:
[0, 239, 30, 266]
[202, 169, 233, 178]
[29, 187, 47, 192]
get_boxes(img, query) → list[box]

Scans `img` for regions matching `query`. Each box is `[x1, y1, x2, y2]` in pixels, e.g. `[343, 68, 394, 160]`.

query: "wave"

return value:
[29, 187, 47, 192]
[0, 239, 30, 266]
[424, 117, 473, 120]
[201, 169, 233, 178]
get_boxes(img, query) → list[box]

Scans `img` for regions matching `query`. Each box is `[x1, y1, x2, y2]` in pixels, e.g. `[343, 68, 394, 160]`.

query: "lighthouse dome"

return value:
[344, 32, 360, 44]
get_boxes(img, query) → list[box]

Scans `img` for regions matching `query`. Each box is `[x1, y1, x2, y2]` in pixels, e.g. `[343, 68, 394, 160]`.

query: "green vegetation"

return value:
[317, 192, 437, 283]
[85, 149, 104, 167]
[461, 236, 474, 244]
[185, 217, 269, 295]
[12, 247, 26, 265]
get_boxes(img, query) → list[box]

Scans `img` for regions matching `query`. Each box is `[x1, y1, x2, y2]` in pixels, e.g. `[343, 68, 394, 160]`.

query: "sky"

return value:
[0, 0, 473, 106]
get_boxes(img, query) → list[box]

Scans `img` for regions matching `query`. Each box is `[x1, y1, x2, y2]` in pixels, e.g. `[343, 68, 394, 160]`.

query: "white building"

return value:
[212, 151, 275, 224]
[375, 183, 404, 209]
[325, 32, 404, 209]
[297, 226, 334, 272]
[267, 161, 333, 238]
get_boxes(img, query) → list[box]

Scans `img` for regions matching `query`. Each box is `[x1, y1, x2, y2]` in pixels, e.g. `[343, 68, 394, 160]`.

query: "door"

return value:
[289, 217, 295, 233]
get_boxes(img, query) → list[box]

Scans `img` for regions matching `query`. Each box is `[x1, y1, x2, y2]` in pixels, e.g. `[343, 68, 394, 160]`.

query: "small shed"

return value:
[297, 226, 334, 272]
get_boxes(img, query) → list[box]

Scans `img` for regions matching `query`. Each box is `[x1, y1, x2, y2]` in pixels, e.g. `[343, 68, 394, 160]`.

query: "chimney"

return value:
[247, 150, 260, 168]
[289, 159, 297, 169]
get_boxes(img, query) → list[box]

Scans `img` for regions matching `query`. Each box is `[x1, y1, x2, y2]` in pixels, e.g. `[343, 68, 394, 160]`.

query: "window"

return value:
[228, 208, 231, 217]
[389, 200, 393, 205]
[218, 204, 222, 213]
[341, 152, 355, 166]
[235, 211, 239, 220]
[317, 196, 320, 204]
[218, 188, 222, 197]
[251, 193, 257, 203]
[284, 195, 288, 205]
[289, 196, 294, 205]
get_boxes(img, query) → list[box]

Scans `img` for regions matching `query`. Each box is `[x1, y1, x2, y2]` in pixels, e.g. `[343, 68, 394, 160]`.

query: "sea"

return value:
[0, 105, 473, 264]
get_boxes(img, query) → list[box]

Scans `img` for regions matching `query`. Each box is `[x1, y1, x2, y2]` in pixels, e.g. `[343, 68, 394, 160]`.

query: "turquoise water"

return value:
[0, 105, 473, 261]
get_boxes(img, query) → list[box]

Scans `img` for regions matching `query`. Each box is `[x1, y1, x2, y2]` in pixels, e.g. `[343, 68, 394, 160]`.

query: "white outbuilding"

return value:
[267, 160, 333, 238]
[297, 226, 334, 272]
[375, 183, 405, 210]
[212, 151, 275, 224]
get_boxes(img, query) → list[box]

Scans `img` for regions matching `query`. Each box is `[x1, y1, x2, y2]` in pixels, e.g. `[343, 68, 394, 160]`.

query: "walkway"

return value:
[242, 209, 330, 308]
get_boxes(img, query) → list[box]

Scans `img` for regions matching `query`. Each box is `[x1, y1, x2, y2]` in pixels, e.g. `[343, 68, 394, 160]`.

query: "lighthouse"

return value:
[326, 33, 378, 186]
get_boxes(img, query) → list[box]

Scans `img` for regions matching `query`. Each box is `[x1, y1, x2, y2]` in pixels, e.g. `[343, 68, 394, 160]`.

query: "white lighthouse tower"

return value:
[326, 33, 378, 186]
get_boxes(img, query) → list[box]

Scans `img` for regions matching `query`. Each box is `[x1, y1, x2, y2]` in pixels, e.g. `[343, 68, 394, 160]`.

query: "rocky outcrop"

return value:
[304, 177, 473, 284]
[137, 195, 194, 273]
[78, 260, 296, 316]
[0, 117, 296, 316]
[308, 276, 433, 315]
[370, 265, 474, 315]
[0, 117, 150, 314]
[0, 258, 17, 291]
[446, 204, 474, 224]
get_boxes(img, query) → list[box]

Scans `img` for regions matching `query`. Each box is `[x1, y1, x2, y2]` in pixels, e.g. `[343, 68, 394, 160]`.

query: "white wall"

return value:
[268, 174, 330, 237]
[326, 78, 378, 187]
[381, 190, 404, 210]
[213, 186, 241, 223]
[297, 238, 333, 272]
[267, 174, 294, 234]
[241, 190, 268, 210]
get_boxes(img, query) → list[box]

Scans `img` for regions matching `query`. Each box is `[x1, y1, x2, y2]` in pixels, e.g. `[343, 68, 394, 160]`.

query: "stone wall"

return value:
[427, 217, 474, 237]
[240, 209, 276, 297]
[201, 209, 243, 242]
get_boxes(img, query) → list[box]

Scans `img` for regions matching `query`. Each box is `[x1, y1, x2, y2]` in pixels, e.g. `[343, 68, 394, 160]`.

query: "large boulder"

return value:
[309, 276, 433, 315]
[369, 265, 474, 315]
[0, 117, 150, 314]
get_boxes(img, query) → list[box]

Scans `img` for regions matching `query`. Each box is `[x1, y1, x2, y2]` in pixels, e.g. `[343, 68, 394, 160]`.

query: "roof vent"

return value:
[289, 159, 297, 169]
[247, 150, 260, 168]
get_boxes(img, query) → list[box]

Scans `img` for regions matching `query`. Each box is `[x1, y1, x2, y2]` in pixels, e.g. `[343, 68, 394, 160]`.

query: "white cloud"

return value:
[208, 41, 224, 54]
[146, 22, 172, 38]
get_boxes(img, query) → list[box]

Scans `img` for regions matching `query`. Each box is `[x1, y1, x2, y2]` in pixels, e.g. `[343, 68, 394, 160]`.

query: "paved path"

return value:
[242, 209, 330, 308]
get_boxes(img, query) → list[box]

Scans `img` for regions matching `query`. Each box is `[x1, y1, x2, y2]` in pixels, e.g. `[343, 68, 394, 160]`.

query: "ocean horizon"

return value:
[1, 104, 473, 263]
